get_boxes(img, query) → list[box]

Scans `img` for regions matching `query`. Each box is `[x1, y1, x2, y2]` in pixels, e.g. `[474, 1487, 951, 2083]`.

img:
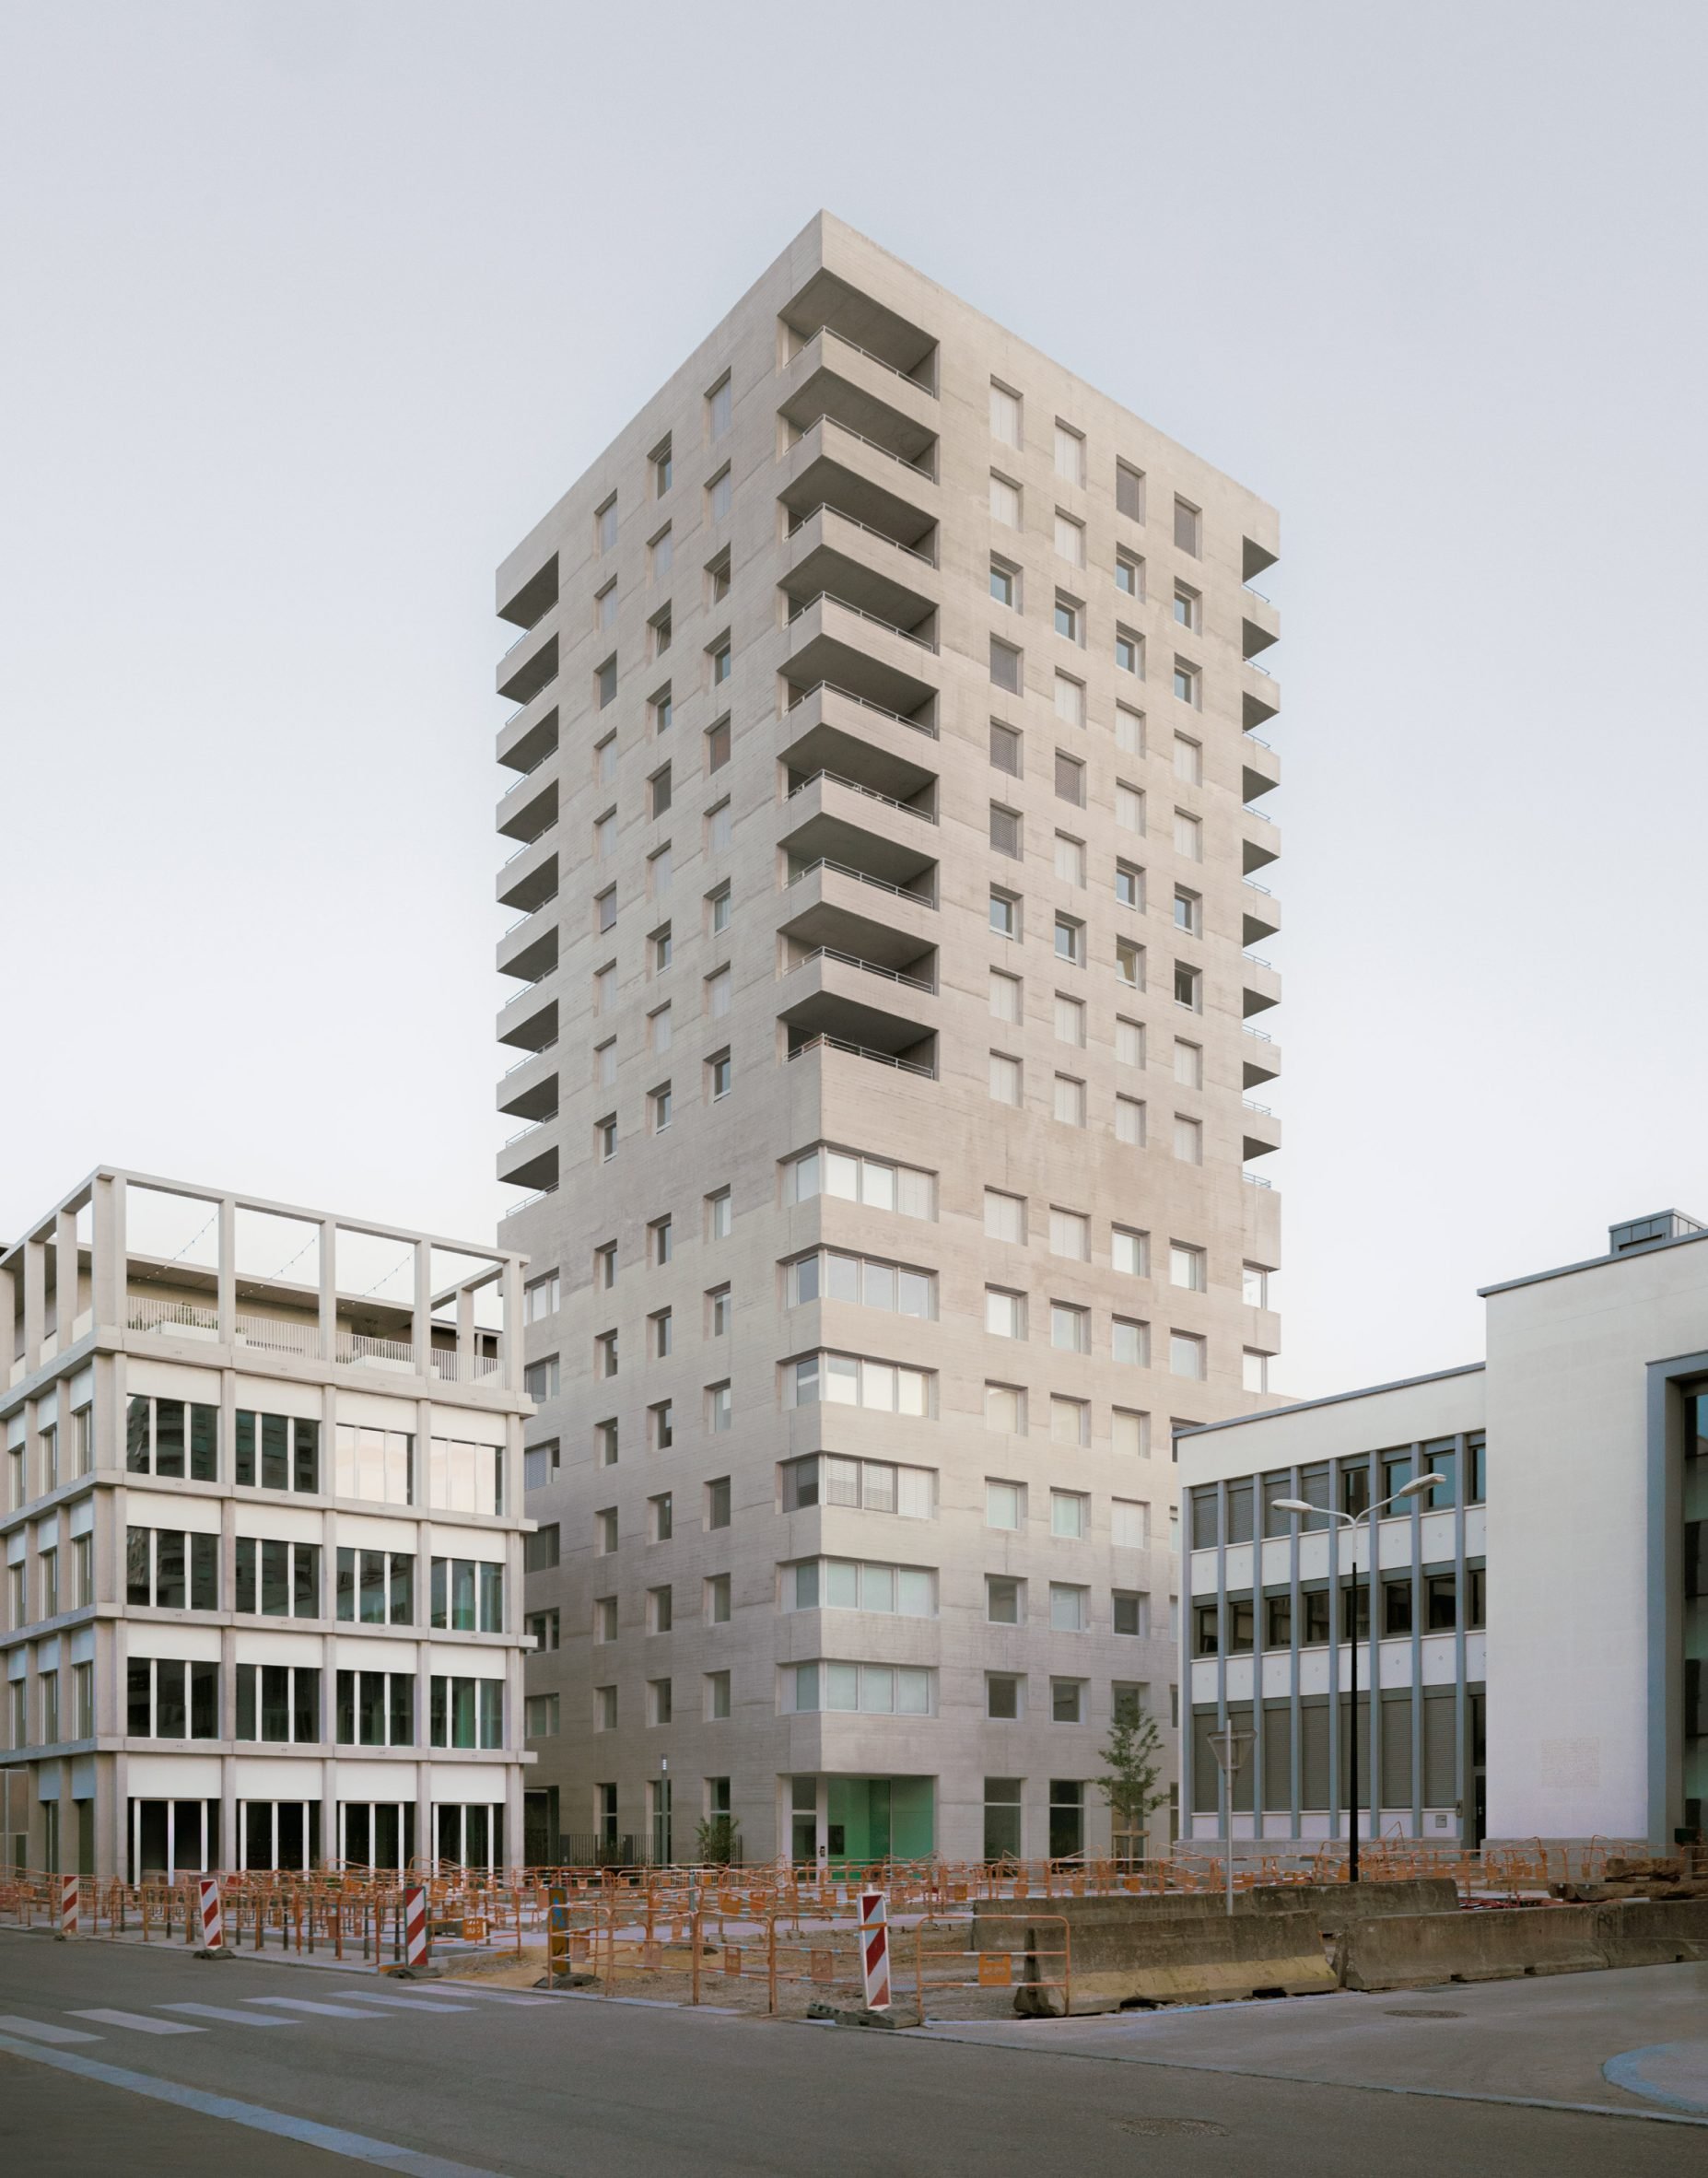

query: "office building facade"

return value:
[496, 214, 1285, 1864]
[1, 1167, 532, 1879]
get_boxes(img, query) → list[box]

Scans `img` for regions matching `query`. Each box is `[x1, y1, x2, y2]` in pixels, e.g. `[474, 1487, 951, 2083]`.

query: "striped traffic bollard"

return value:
[197, 1878, 224, 1952]
[859, 1890, 891, 2012]
[59, 1875, 78, 1941]
[403, 1883, 428, 1970]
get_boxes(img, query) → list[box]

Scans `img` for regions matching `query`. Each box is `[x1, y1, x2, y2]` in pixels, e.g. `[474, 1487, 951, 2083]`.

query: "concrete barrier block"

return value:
[1016, 1908, 1335, 2016]
[1594, 1899, 1708, 1966]
[1336, 1907, 1605, 1993]
[1247, 1879, 1460, 1928]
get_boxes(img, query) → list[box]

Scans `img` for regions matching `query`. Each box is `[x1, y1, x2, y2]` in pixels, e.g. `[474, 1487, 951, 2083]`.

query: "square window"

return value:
[1112, 1408, 1150, 1458]
[1113, 1591, 1148, 1636]
[987, 1575, 1023, 1625]
[1050, 1397, 1090, 1447]
[987, 1674, 1023, 1720]
[1053, 1073, 1086, 1127]
[1112, 1226, 1148, 1276]
[1049, 1206, 1090, 1258]
[1049, 1580, 1088, 1629]
[1170, 1331, 1207, 1379]
[986, 1479, 1024, 1529]
[1050, 1302, 1090, 1353]
[989, 803, 1023, 859]
[989, 889, 1021, 941]
[1112, 1317, 1149, 1366]
[1054, 915, 1084, 965]
[985, 1383, 1026, 1434]
[989, 637, 1022, 693]
[989, 969, 1023, 1024]
[1051, 1680, 1084, 1724]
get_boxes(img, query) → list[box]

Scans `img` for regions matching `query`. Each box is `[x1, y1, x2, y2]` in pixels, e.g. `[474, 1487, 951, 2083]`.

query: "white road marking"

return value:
[0, 2016, 101, 2044]
[241, 1996, 392, 2019]
[69, 2008, 205, 2034]
[159, 2003, 302, 2026]
[329, 1992, 474, 2012]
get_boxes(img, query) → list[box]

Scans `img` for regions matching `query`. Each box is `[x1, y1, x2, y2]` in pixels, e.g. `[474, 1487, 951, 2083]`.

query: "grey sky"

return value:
[3, 0, 1704, 1397]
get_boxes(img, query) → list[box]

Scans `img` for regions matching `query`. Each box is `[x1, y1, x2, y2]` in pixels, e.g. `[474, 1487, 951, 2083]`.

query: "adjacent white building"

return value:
[1178, 1210, 1708, 1857]
[1, 1168, 534, 1879]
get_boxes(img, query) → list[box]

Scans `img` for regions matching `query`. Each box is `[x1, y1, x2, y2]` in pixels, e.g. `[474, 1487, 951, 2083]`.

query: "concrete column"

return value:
[54, 1209, 79, 1351]
[318, 1218, 337, 1365]
[90, 1175, 123, 1334]
[500, 1258, 525, 1395]
[22, 1233, 46, 1376]
[411, 1241, 431, 1377]
[456, 1282, 474, 1377]
[220, 1752, 237, 1878]
[216, 1197, 237, 1347]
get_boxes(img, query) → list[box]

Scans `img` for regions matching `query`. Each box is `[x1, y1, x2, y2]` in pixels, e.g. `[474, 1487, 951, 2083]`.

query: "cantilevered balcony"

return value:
[1242, 658, 1280, 733]
[784, 1025, 938, 1083]
[781, 592, 937, 725]
[777, 932, 937, 1066]
[1242, 1025, 1281, 1091]
[498, 552, 559, 634]
[1241, 1102, 1282, 1163]
[1241, 818, 1279, 879]
[497, 832, 558, 915]
[497, 617, 558, 708]
[783, 503, 937, 634]
[497, 767, 557, 850]
[1241, 954, 1281, 1019]
[777, 332, 939, 474]
[779, 772, 938, 892]
[779, 271, 938, 392]
[1241, 741, 1280, 808]
[777, 416, 938, 559]
[497, 1039, 559, 1122]
[497, 967, 558, 1055]
[498, 1116, 559, 1194]
[779, 683, 940, 811]
[1240, 877, 1281, 949]
[497, 901, 558, 986]
[498, 698, 559, 779]
[1241, 589, 1280, 662]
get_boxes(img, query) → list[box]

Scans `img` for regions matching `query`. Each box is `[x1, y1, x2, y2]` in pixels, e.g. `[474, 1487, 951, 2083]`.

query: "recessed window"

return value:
[706, 1048, 732, 1101]
[1174, 887, 1202, 935]
[596, 656, 617, 708]
[984, 1189, 1025, 1243]
[706, 800, 732, 856]
[1051, 1304, 1090, 1354]
[1054, 751, 1085, 805]
[1115, 1017, 1145, 1069]
[1175, 1039, 1203, 1087]
[987, 1674, 1023, 1720]
[594, 1037, 616, 1086]
[1050, 1396, 1090, 1447]
[986, 1384, 1026, 1434]
[706, 1187, 732, 1240]
[989, 472, 1022, 528]
[596, 579, 618, 632]
[1054, 991, 1086, 1046]
[1243, 1350, 1273, 1393]
[1170, 1243, 1207, 1292]
[706, 966, 731, 1018]
[1117, 782, 1146, 835]
[707, 1382, 732, 1433]
[596, 496, 618, 552]
[1174, 1114, 1203, 1165]
[989, 637, 1022, 693]
[1173, 660, 1200, 707]
[989, 559, 1019, 607]
[705, 548, 731, 605]
[649, 606, 672, 659]
[989, 888, 1021, 941]
[989, 968, 1023, 1024]
[1049, 1207, 1090, 1259]
[649, 1217, 672, 1266]
[1174, 583, 1200, 631]
[989, 720, 1023, 776]
[1173, 497, 1201, 556]
[1054, 514, 1085, 568]
[1175, 733, 1203, 783]
[1050, 1587, 1089, 1638]
[1243, 1262, 1271, 1309]
[595, 884, 616, 934]
[708, 882, 731, 934]
[707, 374, 732, 439]
[1116, 937, 1145, 989]
[649, 765, 672, 819]
[709, 638, 732, 687]
[650, 923, 672, 972]
[1053, 1073, 1086, 1127]
[1054, 423, 1085, 485]
[1174, 809, 1202, 861]
[989, 1051, 1023, 1105]
[1116, 860, 1143, 909]
[706, 715, 731, 772]
[648, 846, 672, 898]
[985, 1286, 1026, 1340]
[1116, 704, 1145, 755]
[649, 1083, 672, 1134]
[1170, 1330, 1207, 1379]
[1054, 914, 1084, 965]
[986, 1479, 1024, 1530]
[1112, 1317, 1149, 1366]
[1053, 593, 1082, 643]
[989, 802, 1023, 859]
[594, 732, 616, 787]
[1116, 463, 1145, 522]
[987, 1574, 1024, 1625]
[989, 381, 1023, 447]
[1174, 963, 1202, 1012]
[1054, 673, 1086, 729]
[707, 467, 732, 521]
[1115, 1095, 1146, 1146]
[650, 685, 673, 734]
[1113, 1226, 1149, 1276]
[1113, 1408, 1151, 1458]
[1116, 628, 1143, 677]
[1116, 551, 1143, 599]
[1054, 833, 1086, 887]
[596, 1113, 617, 1162]
[651, 438, 673, 496]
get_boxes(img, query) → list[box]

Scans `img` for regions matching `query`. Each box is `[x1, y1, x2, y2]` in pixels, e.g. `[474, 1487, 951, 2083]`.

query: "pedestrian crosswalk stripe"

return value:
[435, 1985, 556, 2006]
[330, 1992, 474, 2013]
[0, 2016, 101, 2044]
[242, 1996, 391, 2019]
[69, 2009, 205, 2035]
[159, 2003, 301, 2027]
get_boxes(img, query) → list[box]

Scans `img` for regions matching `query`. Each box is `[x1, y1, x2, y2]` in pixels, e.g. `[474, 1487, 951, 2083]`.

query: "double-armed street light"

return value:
[1271, 1474, 1444, 1882]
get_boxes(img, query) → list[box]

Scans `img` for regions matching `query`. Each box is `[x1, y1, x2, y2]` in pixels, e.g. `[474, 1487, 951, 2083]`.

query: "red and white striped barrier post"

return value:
[859, 1890, 891, 2012]
[59, 1875, 78, 1940]
[197, 1878, 224, 1952]
[402, 1884, 428, 1970]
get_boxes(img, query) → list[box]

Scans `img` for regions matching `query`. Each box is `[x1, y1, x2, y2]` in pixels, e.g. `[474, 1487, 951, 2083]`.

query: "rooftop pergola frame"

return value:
[3, 1167, 525, 1396]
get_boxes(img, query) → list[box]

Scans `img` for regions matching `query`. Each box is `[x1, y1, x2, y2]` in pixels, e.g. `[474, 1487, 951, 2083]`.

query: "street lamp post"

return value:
[1273, 1474, 1442, 1882]
[1207, 1718, 1256, 1915]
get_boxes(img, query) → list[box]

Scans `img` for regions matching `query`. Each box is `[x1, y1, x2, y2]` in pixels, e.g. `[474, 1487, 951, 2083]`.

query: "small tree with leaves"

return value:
[1096, 1698, 1167, 1861]
[696, 1813, 741, 1868]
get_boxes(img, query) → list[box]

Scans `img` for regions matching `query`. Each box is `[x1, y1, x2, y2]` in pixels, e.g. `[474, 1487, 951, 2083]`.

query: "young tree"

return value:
[696, 1813, 741, 1867]
[1096, 1699, 1167, 1857]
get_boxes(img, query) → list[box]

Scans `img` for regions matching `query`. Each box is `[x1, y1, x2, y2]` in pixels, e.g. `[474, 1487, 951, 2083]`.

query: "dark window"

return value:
[262, 1411, 289, 1491]
[1339, 1460, 1371, 1518]
[126, 1397, 149, 1472]
[525, 1525, 560, 1573]
[1225, 1479, 1255, 1545]
[1466, 1433, 1486, 1505]
[126, 1658, 151, 1734]
[1339, 1581, 1371, 1641]
[156, 1658, 186, 1738]
[1423, 1441, 1459, 1508]
[191, 1533, 217, 1610]
[155, 1402, 185, 1479]
[1228, 1598, 1255, 1654]
[125, 1528, 150, 1606]
[1189, 1485, 1219, 1550]
[1381, 1447, 1414, 1501]
[1047, 1780, 1083, 1859]
[1261, 1472, 1293, 1538]
[1303, 1589, 1330, 1645]
[155, 1531, 186, 1610]
[189, 1405, 217, 1481]
[294, 1418, 320, 1493]
[1382, 1577, 1412, 1636]
[707, 1477, 731, 1529]
[1467, 1564, 1486, 1628]
[1426, 1572, 1457, 1630]
[1194, 1602, 1220, 1657]
[1298, 1464, 1331, 1530]
[1265, 1594, 1291, 1646]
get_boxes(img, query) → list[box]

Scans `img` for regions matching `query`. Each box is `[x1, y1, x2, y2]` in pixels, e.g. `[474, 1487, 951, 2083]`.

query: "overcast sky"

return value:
[2, 0, 1704, 1396]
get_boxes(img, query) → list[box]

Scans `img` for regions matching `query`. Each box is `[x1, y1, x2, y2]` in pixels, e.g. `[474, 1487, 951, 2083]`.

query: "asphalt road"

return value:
[1, 1930, 1702, 2178]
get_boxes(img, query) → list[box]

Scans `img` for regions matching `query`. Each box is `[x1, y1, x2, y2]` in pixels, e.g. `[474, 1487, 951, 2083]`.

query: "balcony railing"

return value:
[498, 610, 556, 661]
[783, 858, 935, 907]
[785, 680, 938, 740]
[1243, 1099, 1273, 1116]
[803, 324, 939, 396]
[786, 770, 937, 824]
[502, 825, 556, 865]
[786, 1035, 936, 1080]
[336, 1333, 415, 1371]
[1243, 807, 1275, 825]
[1243, 1025, 1273, 1043]
[504, 897, 558, 935]
[501, 1185, 560, 1215]
[805, 415, 937, 482]
[788, 946, 935, 994]
[126, 1296, 219, 1339]
[1244, 732, 1273, 749]
[505, 1114, 556, 1145]
[502, 1038, 557, 1075]
[1243, 1173, 1275, 1189]
[127, 1299, 422, 1368]
[1243, 952, 1274, 970]
[429, 1350, 503, 1385]
[786, 502, 937, 568]
[787, 591, 938, 653]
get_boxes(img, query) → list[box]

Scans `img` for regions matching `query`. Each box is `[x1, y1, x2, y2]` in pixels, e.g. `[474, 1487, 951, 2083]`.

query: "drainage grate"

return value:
[1383, 2006, 1465, 2019]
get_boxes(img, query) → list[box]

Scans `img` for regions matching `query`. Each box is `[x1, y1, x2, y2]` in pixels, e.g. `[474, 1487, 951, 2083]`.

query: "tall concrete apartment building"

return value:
[495, 215, 1285, 1866]
[1, 1168, 533, 1879]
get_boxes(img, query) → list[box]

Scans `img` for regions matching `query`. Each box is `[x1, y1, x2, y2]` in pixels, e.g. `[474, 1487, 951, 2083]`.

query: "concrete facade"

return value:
[0, 1168, 533, 1879]
[496, 213, 1286, 1866]
[1178, 1211, 1708, 1858]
